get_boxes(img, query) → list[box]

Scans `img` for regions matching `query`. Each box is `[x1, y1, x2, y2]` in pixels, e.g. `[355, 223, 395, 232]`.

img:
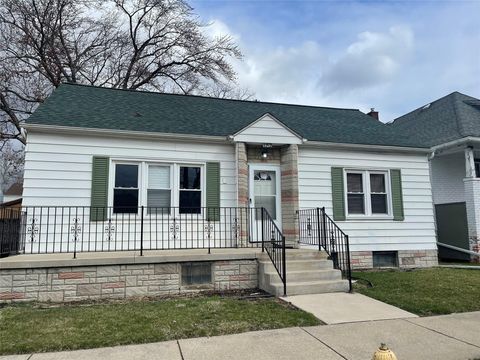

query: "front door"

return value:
[249, 164, 282, 237]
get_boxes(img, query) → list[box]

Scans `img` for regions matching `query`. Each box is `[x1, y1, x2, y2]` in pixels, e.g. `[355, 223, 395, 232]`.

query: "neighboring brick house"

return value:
[390, 92, 480, 261]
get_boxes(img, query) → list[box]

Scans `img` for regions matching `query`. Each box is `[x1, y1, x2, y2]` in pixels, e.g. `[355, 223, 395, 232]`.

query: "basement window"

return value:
[181, 262, 212, 286]
[373, 251, 398, 268]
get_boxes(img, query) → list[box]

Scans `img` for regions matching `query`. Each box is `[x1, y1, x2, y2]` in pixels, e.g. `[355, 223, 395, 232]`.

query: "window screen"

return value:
[347, 173, 365, 214]
[148, 165, 171, 214]
[370, 173, 387, 214]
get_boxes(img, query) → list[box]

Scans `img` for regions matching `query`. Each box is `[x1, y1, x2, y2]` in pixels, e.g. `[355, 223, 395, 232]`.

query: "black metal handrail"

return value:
[0, 207, 25, 257]
[297, 207, 352, 291]
[0, 206, 274, 257]
[0, 205, 288, 293]
[260, 208, 287, 296]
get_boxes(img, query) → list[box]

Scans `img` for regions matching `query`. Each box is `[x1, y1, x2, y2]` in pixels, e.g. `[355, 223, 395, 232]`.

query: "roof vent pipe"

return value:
[367, 108, 379, 121]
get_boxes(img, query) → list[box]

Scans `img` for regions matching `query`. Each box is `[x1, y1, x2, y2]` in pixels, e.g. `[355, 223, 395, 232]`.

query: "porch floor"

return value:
[0, 248, 264, 269]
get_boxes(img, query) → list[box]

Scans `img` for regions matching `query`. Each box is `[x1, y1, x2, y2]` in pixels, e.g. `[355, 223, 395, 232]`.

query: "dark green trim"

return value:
[206, 162, 221, 221]
[390, 169, 404, 221]
[331, 167, 345, 221]
[90, 156, 109, 221]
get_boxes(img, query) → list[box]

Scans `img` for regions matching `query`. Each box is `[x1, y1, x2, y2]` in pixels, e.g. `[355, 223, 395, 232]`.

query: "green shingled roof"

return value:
[390, 92, 480, 147]
[27, 83, 425, 148]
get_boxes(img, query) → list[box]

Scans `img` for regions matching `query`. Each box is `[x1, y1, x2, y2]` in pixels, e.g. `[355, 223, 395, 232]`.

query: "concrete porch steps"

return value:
[259, 249, 349, 297]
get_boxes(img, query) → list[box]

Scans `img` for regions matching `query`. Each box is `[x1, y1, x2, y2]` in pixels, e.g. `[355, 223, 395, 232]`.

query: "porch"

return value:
[0, 206, 352, 301]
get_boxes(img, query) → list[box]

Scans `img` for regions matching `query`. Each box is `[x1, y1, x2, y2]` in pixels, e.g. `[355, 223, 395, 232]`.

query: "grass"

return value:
[0, 294, 320, 355]
[353, 268, 480, 316]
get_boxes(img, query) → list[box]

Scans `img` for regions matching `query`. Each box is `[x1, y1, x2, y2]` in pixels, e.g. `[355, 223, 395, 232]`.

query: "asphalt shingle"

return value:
[27, 83, 429, 148]
[389, 92, 480, 147]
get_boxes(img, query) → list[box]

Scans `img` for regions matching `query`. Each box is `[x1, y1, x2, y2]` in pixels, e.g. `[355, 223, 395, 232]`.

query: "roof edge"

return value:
[304, 140, 431, 154]
[24, 123, 230, 144]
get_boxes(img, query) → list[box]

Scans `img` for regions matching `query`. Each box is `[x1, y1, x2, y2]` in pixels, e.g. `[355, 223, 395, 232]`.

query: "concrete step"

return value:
[269, 279, 350, 297]
[262, 269, 342, 283]
[259, 259, 334, 272]
[259, 250, 328, 261]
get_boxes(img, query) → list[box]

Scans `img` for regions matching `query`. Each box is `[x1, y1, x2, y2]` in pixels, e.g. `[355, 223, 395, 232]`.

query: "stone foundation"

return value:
[0, 260, 258, 303]
[350, 249, 438, 269]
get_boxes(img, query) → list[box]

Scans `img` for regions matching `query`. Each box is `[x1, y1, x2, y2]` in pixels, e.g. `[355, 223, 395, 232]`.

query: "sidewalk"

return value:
[2, 312, 479, 360]
[281, 293, 418, 324]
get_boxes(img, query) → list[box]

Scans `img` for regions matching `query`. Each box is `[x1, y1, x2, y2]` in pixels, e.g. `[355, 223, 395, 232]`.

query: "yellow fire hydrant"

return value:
[372, 343, 398, 360]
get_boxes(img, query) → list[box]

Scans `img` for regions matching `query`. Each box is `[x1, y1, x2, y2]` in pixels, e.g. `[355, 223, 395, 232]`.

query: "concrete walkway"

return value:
[2, 312, 479, 360]
[281, 293, 417, 324]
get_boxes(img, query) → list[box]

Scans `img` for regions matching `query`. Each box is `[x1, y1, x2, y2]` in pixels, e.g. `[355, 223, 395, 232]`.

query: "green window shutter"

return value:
[390, 169, 405, 221]
[206, 162, 221, 221]
[90, 156, 109, 221]
[331, 167, 346, 221]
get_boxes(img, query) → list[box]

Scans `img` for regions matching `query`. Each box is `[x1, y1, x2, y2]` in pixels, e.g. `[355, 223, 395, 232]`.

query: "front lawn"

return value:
[0, 294, 320, 355]
[353, 268, 480, 316]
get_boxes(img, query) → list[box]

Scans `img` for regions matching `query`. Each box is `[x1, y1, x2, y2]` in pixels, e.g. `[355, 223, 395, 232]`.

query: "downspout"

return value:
[427, 149, 439, 252]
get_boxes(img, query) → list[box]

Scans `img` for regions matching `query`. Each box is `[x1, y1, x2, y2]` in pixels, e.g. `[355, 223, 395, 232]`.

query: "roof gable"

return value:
[232, 113, 303, 144]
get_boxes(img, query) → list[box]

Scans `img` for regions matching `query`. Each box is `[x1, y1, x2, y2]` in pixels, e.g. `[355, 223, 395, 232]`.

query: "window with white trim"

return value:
[111, 161, 203, 214]
[345, 170, 390, 217]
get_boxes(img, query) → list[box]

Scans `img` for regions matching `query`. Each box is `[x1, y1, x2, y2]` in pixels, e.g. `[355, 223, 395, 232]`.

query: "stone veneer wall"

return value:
[350, 250, 438, 269]
[0, 260, 258, 303]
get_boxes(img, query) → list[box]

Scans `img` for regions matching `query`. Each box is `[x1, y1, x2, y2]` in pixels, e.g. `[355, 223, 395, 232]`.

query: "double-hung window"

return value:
[147, 165, 171, 214]
[111, 162, 203, 214]
[179, 166, 202, 214]
[345, 170, 390, 217]
[113, 164, 139, 213]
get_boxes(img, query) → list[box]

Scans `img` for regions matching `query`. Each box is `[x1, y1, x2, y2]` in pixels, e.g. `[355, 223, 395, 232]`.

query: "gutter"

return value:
[23, 123, 230, 144]
[430, 136, 480, 153]
[302, 140, 431, 154]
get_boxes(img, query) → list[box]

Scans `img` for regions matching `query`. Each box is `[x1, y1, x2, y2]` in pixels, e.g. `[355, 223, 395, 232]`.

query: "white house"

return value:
[19, 83, 438, 269]
[391, 92, 480, 262]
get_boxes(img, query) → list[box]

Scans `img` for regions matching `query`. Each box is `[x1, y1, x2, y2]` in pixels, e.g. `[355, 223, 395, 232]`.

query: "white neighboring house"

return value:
[391, 92, 480, 262]
[21, 83, 438, 268]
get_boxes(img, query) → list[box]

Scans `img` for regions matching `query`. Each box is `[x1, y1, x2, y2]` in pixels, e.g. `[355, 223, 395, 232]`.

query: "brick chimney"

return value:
[367, 108, 379, 121]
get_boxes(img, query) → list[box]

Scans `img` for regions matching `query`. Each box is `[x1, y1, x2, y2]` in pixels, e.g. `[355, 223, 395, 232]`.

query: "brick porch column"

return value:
[280, 144, 300, 247]
[236, 142, 249, 245]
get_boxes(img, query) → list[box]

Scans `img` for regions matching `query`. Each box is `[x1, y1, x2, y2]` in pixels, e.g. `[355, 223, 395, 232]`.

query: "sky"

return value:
[191, 0, 480, 122]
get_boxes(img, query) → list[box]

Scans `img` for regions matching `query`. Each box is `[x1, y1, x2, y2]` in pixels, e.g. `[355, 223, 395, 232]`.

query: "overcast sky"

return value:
[191, 0, 480, 122]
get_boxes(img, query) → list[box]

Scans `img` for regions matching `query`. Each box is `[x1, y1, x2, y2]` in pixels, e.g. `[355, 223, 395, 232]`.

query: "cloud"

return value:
[321, 26, 414, 93]
[203, 0, 479, 121]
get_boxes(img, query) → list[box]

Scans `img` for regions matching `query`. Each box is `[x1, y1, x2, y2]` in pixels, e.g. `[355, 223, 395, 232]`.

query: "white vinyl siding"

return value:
[23, 132, 236, 207]
[298, 147, 437, 252]
[430, 152, 466, 204]
[233, 114, 302, 144]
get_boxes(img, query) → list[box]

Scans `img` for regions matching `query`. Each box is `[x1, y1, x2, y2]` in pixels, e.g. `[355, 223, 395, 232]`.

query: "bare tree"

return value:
[0, 0, 245, 148]
[202, 82, 255, 101]
[0, 142, 24, 192]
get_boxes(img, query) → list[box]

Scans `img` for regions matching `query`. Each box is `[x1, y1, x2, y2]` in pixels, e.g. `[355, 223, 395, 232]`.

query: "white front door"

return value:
[249, 164, 282, 233]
